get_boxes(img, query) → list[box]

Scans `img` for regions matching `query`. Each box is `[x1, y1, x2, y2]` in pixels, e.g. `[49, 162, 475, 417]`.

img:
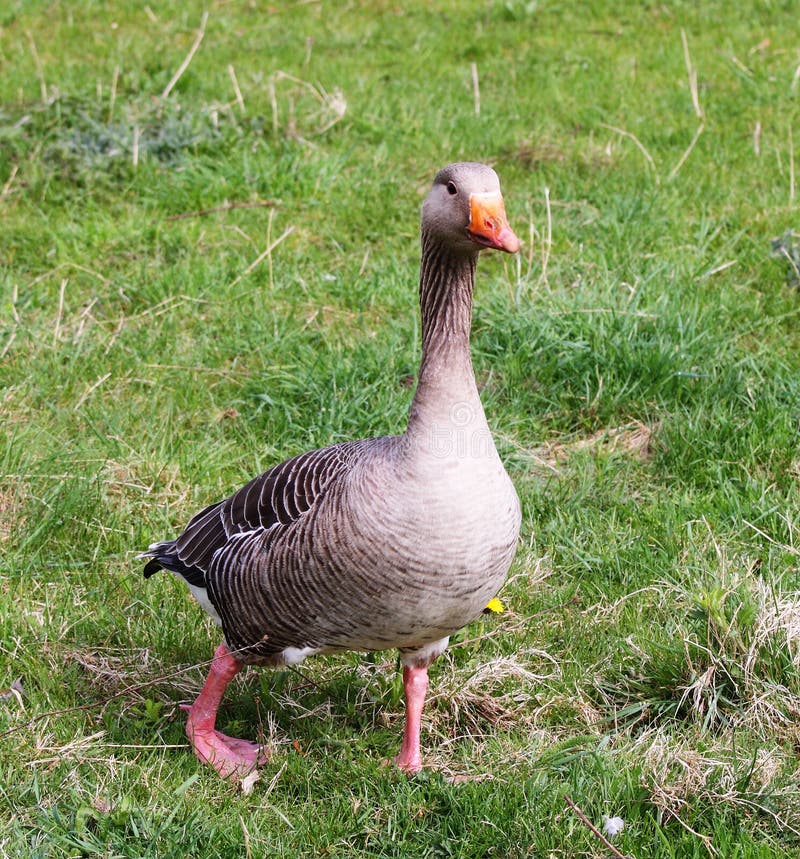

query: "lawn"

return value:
[2, 1, 800, 856]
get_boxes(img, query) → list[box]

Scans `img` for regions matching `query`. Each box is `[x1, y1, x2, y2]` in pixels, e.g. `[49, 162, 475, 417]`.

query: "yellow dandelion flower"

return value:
[483, 597, 505, 614]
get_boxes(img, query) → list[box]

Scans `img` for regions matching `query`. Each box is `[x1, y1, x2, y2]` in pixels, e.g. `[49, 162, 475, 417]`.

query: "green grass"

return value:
[3, 1, 800, 856]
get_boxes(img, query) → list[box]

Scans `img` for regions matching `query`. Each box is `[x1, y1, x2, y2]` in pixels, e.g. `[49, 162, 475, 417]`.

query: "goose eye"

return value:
[446, 181, 457, 196]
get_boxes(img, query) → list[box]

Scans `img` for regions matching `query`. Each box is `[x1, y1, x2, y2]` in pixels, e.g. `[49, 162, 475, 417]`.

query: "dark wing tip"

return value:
[140, 541, 208, 589]
[143, 558, 163, 579]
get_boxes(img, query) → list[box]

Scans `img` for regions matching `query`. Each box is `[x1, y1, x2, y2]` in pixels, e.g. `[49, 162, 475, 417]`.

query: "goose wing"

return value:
[141, 441, 362, 586]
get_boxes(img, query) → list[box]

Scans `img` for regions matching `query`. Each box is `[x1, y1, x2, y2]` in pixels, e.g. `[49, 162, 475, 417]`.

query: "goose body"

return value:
[141, 162, 521, 776]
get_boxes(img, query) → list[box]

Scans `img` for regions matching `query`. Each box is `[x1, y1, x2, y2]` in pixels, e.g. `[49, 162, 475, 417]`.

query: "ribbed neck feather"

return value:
[407, 232, 482, 434]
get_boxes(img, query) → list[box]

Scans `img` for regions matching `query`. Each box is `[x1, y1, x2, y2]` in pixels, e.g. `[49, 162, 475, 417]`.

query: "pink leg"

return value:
[182, 642, 267, 779]
[394, 664, 429, 773]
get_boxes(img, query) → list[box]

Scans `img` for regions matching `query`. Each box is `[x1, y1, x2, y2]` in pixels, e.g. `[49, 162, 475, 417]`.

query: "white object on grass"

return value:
[602, 815, 625, 837]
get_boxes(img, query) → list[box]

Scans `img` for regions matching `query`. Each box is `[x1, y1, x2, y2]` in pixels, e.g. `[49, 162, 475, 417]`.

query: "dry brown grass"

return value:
[102, 458, 189, 513]
[431, 650, 562, 736]
[0, 486, 22, 542]
[586, 539, 800, 737]
[636, 727, 800, 840]
[66, 646, 203, 701]
[536, 420, 657, 471]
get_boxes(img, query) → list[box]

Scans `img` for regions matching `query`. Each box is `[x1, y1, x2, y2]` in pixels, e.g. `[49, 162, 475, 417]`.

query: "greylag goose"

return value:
[141, 162, 521, 777]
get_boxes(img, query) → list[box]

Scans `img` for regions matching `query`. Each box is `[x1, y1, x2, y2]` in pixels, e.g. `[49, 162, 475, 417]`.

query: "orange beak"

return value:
[468, 192, 520, 253]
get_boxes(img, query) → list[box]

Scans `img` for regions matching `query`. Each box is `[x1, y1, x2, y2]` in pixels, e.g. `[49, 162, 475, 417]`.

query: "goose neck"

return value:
[417, 237, 476, 360]
[407, 236, 483, 433]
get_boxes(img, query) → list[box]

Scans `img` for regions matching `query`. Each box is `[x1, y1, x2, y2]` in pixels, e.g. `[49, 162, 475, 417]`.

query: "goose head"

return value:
[421, 162, 520, 256]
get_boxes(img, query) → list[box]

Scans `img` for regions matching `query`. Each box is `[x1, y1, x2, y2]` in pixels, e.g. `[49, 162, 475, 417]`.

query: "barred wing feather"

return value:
[144, 441, 363, 585]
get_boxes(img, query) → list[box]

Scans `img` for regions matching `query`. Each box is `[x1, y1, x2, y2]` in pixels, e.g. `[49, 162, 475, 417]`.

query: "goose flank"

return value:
[140, 162, 522, 777]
